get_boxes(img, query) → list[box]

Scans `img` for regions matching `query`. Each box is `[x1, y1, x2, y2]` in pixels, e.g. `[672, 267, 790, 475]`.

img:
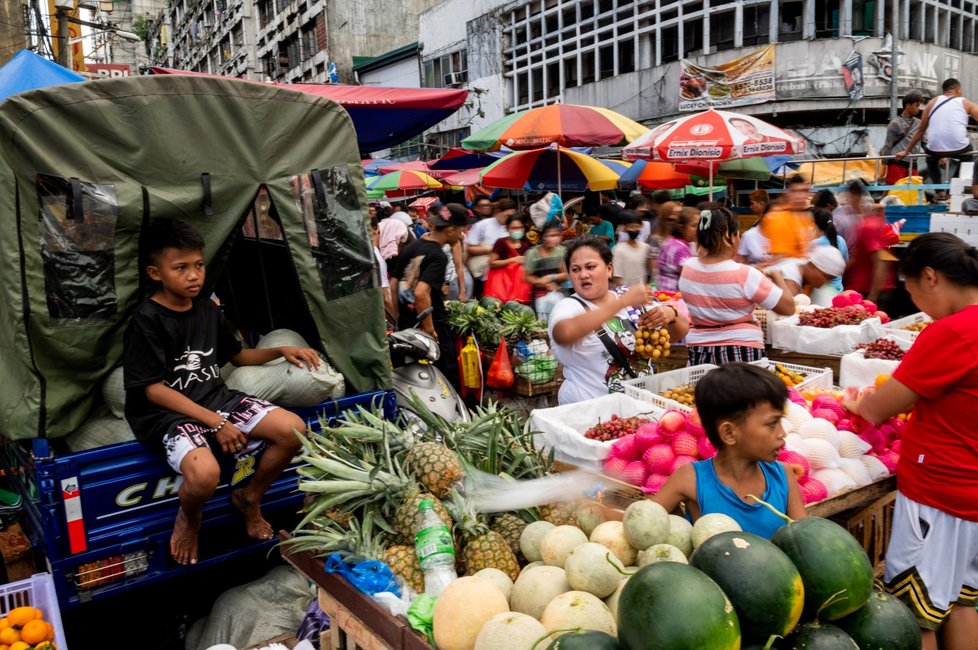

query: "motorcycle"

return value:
[387, 307, 470, 425]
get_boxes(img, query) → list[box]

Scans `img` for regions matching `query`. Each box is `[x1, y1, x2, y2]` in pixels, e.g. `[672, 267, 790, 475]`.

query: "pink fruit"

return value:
[858, 427, 887, 454]
[841, 290, 863, 305]
[890, 439, 902, 454]
[835, 418, 853, 432]
[876, 310, 890, 324]
[610, 434, 640, 461]
[634, 424, 662, 451]
[622, 460, 648, 486]
[787, 386, 807, 407]
[811, 408, 840, 425]
[879, 424, 898, 444]
[799, 477, 829, 504]
[697, 436, 716, 460]
[860, 300, 877, 313]
[811, 397, 846, 419]
[642, 473, 670, 494]
[831, 294, 851, 308]
[852, 303, 867, 312]
[671, 432, 698, 457]
[777, 449, 811, 481]
[686, 409, 706, 438]
[643, 443, 675, 475]
[603, 455, 628, 478]
[670, 455, 696, 474]
[658, 410, 688, 436]
[876, 450, 899, 473]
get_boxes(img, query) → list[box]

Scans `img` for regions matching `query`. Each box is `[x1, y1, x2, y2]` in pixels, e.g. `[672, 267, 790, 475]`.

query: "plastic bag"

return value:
[407, 594, 437, 645]
[486, 337, 515, 388]
[324, 553, 400, 598]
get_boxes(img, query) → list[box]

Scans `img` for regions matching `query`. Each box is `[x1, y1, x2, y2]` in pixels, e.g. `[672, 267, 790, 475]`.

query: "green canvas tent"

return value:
[0, 75, 391, 440]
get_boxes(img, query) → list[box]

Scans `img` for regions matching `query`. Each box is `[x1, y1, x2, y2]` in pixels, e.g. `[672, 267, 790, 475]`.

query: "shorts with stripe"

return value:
[161, 394, 276, 473]
[884, 491, 978, 631]
[687, 344, 765, 366]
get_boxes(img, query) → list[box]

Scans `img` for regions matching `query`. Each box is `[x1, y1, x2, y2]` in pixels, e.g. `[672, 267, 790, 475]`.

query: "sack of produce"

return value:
[840, 336, 910, 389]
[226, 354, 345, 407]
[515, 354, 558, 384]
[64, 415, 136, 452]
[101, 366, 126, 419]
[255, 328, 309, 350]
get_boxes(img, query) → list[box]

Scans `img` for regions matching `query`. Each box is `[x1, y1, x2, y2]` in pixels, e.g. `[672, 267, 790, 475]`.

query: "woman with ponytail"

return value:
[845, 233, 978, 650]
[811, 208, 849, 294]
[678, 204, 795, 366]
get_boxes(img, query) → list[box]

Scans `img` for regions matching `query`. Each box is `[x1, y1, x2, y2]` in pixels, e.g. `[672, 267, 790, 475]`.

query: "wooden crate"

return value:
[846, 491, 896, 577]
[242, 633, 298, 650]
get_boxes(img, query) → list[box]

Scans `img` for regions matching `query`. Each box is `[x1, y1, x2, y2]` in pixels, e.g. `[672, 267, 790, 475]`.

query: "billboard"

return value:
[679, 45, 775, 112]
[48, 0, 86, 72]
[87, 63, 131, 78]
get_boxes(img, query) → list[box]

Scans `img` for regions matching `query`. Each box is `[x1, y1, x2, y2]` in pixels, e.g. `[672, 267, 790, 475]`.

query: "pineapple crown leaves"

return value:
[445, 488, 490, 539]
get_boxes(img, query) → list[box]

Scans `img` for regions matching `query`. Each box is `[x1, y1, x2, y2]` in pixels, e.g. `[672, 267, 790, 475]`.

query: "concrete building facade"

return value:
[419, 0, 978, 156]
[0, 0, 26, 67]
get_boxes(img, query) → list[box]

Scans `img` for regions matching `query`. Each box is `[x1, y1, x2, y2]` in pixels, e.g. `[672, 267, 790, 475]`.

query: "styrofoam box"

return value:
[621, 364, 719, 414]
[0, 573, 67, 649]
[930, 213, 978, 246]
[950, 196, 965, 212]
[950, 178, 970, 196]
[960, 161, 975, 179]
[884, 312, 931, 343]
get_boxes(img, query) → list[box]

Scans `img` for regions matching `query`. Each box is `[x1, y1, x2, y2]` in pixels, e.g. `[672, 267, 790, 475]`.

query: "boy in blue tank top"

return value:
[653, 364, 807, 538]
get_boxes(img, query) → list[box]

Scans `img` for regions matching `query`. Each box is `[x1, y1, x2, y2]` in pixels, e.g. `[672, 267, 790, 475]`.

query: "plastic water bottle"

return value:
[414, 499, 457, 596]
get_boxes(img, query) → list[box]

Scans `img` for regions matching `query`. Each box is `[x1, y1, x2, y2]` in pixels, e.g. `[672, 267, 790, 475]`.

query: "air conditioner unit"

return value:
[443, 71, 464, 86]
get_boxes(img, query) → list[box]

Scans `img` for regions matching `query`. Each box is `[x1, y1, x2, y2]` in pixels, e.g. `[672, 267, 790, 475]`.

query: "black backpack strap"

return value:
[200, 173, 213, 216]
[570, 296, 638, 379]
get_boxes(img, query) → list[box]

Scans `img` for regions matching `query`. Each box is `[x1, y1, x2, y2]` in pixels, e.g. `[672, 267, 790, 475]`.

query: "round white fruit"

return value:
[666, 514, 694, 557]
[574, 500, 607, 537]
[519, 520, 557, 563]
[637, 543, 688, 566]
[474, 612, 548, 650]
[691, 513, 742, 549]
[589, 520, 638, 566]
[474, 568, 515, 601]
[540, 591, 617, 639]
[433, 576, 510, 650]
[564, 542, 627, 599]
[539, 525, 588, 568]
[603, 577, 630, 620]
[622, 500, 670, 551]
[510, 565, 571, 620]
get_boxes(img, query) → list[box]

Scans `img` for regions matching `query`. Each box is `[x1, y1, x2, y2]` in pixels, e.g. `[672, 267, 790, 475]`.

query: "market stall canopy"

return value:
[367, 169, 444, 194]
[440, 168, 485, 186]
[619, 160, 692, 190]
[481, 146, 620, 192]
[780, 159, 882, 186]
[0, 50, 85, 102]
[462, 103, 648, 151]
[676, 157, 772, 181]
[150, 67, 468, 153]
[428, 147, 505, 170]
[362, 158, 398, 176]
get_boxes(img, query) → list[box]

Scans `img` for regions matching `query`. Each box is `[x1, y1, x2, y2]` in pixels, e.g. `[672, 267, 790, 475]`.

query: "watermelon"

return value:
[502, 300, 535, 318]
[835, 591, 922, 650]
[784, 621, 858, 649]
[690, 531, 805, 640]
[547, 630, 621, 649]
[480, 296, 503, 313]
[618, 562, 740, 650]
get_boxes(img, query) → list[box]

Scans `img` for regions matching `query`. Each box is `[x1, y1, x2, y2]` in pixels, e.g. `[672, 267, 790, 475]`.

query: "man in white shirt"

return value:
[767, 245, 846, 304]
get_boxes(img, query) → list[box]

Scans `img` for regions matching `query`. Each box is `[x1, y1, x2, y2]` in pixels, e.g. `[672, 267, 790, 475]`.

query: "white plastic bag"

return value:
[529, 393, 664, 469]
[771, 315, 884, 356]
[839, 336, 910, 389]
[64, 415, 136, 452]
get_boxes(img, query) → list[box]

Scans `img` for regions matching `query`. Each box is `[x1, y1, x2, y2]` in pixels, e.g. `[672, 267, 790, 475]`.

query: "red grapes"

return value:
[857, 338, 905, 360]
[798, 306, 876, 328]
[584, 414, 652, 441]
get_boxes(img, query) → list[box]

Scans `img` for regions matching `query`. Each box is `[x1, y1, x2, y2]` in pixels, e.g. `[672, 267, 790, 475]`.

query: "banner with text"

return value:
[679, 45, 775, 112]
[47, 0, 86, 73]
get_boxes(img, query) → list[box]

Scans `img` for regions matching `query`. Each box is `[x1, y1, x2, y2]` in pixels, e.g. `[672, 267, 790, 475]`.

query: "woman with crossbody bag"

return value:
[549, 237, 689, 405]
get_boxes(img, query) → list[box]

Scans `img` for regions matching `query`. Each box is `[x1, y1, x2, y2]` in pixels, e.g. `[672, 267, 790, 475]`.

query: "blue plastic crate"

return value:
[886, 204, 945, 233]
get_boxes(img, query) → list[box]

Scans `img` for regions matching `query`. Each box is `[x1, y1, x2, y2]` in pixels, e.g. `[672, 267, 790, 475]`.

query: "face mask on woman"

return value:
[510, 231, 524, 240]
[627, 230, 641, 240]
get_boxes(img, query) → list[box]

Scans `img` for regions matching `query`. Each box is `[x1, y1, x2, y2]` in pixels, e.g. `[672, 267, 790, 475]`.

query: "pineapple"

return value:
[404, 442, 464, 499]
[447, 491, 520, 581]
[393, 492, 453, 542]
[384, 545, 425, 593]
[491, 512, 527, 557]
[539, 502, 579, 527]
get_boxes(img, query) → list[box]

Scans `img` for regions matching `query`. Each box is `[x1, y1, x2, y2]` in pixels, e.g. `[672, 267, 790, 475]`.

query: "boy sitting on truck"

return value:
[124, 217, 320, 565]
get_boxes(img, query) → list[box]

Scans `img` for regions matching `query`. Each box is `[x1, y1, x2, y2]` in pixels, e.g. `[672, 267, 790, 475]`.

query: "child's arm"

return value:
[650, 463, 696, 516]
[781, 463, 808, 521]
[144, 382, 247, 453]
[231, 346, 321, 370]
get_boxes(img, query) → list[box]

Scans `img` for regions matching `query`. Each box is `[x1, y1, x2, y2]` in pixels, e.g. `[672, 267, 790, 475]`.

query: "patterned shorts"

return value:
[687, 345, 765, 366]
[162, 395, 277, 473]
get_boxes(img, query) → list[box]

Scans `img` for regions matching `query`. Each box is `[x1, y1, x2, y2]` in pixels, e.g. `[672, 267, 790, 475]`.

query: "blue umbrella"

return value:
[428, 148, 506, 170]
[362, 158, 399, 176]
[617, 159, 648, 189]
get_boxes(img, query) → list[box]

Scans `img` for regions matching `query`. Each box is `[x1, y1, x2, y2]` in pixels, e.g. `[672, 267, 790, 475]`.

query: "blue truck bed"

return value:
[1, 390, 396, 610]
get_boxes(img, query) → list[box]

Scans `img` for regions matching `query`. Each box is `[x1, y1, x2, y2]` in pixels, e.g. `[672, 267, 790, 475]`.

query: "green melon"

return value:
[690, 531, 805, 640]
[835, 591, 922, 650]
[547, 630, 621, 649]
[770, 516, 873, 621]
[784, 621, 858, 649]
[618, 562, 740, 650]
[479, 296, 503, 313]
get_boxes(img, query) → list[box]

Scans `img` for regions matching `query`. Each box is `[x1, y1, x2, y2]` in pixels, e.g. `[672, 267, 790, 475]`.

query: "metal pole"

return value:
[889, 0, 900, 119]
[57, 6, 69, 69]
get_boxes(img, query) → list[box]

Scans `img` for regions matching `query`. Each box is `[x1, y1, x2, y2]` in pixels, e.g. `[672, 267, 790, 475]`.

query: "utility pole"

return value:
[57, 5, 69, 69]
[889, 0, 900, 119]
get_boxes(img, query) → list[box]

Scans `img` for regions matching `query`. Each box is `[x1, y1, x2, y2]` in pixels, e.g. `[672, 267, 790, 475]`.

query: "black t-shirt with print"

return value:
[123, 297, 243, 447]
[389, 238, 449, 331]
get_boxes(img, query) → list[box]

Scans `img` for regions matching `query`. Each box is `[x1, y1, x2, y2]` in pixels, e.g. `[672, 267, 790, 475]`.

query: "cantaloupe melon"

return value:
[510, 566, 572, 620]
[589, 521, 638, 566]
[574, 501, 607, 536]
[540, 525, 588, 567]
[603, 577, 630, 620]
[541, 591, 617, 639]
[622, 500, 670, 551]
[475, 568, 515, 601]
[433, 577, 510, 650]
[520, 561, 544, 575]
[667, 514, 694, 557]
[520, 521, 556, 563]
[637, 543, 688, 566]
[691, 513, 741, 549]
[564, 542, 626, 598]
[474, 612, 548, 650]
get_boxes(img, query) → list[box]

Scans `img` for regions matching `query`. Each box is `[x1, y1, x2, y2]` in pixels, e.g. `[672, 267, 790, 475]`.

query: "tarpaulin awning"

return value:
[150, 67, 468, 153]
[0, 50, 85, 102]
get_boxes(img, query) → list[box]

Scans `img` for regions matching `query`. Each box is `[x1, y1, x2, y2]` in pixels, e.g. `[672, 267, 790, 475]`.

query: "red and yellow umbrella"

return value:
[462, 104, 648, 151]
[366, 170, 444, 195]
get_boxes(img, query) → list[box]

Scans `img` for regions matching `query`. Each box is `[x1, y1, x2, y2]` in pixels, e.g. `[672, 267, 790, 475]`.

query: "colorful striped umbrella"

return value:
[367, 170, 444, 194]
[428, 147, 506, 170]
[462, 104, 649, 151]
[480, 146, 620, 192]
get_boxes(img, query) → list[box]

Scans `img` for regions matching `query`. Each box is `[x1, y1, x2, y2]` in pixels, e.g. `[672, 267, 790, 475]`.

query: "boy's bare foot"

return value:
[232, 488, 273, 540]
[171, 507, 201, 565]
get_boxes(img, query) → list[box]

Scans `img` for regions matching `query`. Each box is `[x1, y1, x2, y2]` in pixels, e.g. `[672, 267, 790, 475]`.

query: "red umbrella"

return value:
[378, 160, 434, 174]
[441, 168, 485, 186]
[635, 162, 691, 190]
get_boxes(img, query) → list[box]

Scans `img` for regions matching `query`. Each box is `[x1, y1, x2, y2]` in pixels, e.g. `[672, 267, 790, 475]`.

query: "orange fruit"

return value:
[0, 619, 8, 631]
[874, 373, 892, 388]
[21, 619, 50, 645]
[8, 641, 29, 650]
[0, 643, 8, 650]
[6, 608, 39, 628]
[0, 628, 19, 645]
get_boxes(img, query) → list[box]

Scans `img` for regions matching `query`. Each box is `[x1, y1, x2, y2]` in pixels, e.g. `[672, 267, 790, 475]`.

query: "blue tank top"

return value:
[689, 459, 790, 539]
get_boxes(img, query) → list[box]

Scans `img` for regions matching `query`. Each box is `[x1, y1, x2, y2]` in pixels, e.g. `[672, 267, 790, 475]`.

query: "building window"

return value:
[301, 20, 318, 60]
[619, 40, 635, 73]
[743, 4, 771, 46]
[258, 0, 272, 27]
[662, 25, 679, 63]
[710, 11, 736, 51]
[422, 48, 467, 88]
[852, 0, 876, 36]
[813, 0, 838, 39]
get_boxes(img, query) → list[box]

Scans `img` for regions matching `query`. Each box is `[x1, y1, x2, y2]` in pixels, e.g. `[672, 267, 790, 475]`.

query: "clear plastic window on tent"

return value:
[241, 188, 284, 241]
[292, 166, 376, 300]
[37, 175, 118, 325]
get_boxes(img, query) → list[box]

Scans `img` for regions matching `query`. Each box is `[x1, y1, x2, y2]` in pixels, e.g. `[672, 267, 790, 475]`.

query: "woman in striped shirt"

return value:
[679, 205, 795, 366]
